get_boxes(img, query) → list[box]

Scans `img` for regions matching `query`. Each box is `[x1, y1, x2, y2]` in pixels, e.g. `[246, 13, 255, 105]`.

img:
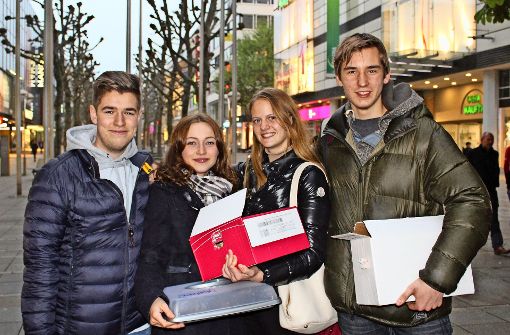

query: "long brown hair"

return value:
[247, 88, 322, 189]
[157, 113, 238, 187]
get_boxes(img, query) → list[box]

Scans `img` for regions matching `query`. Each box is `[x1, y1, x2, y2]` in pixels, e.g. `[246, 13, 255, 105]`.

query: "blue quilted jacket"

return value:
[22, 149, 151, 335]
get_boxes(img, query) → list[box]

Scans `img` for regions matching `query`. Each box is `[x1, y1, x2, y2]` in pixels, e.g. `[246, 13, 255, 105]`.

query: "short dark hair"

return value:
[93, 71, 141, 109]
[334, 33, 390, 79]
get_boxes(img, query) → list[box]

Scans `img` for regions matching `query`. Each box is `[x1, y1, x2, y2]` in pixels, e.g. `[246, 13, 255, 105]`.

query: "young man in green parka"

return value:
[318, 33, 491, 334]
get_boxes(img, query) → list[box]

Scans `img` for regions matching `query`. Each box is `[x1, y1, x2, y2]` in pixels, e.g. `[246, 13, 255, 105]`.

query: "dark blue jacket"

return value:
[22, 149, 151, 335]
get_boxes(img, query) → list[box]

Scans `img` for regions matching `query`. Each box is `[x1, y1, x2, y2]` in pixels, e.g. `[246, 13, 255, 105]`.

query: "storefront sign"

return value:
[298, 105, 331, 121]
[326, 0, 340, 76]
[278, 0, 291, 9]
[461, 89, 483, 115]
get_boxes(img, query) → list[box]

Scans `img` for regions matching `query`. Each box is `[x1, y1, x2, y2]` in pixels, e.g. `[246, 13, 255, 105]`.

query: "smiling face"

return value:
[181, 122, 219, 176]
[338, 47, 390, 119]
[251, 99, 290, 155]
[89, 90, 141, 158]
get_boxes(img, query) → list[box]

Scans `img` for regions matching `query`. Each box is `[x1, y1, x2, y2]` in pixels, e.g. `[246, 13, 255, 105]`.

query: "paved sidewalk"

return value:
[0, 154, 509, 335]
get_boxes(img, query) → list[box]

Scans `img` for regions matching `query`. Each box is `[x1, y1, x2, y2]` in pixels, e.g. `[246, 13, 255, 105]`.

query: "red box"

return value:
[189, 189, 310, 281]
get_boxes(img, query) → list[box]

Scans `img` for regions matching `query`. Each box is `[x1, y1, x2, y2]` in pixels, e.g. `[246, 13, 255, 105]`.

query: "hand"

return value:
[396, 278, 444, 311]
[148, 297, 185, 329]
[222, 249, 264, 283]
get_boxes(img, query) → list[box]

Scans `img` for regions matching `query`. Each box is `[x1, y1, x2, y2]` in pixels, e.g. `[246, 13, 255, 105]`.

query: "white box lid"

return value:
[191, 188, 247, 236]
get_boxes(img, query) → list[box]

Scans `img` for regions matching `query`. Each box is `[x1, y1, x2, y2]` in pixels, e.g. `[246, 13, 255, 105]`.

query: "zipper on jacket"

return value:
[121, 156, 148, 334]
[64, 225, 76, 334]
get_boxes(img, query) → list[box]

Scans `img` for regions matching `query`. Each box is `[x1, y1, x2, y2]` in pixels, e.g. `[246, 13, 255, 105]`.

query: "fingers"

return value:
[396, 278, 443, 311]
[149, 298, 185, 329]
[223, 250, 241, 281]
[221, 250, 263, 282]
[396, 285, 414, 306]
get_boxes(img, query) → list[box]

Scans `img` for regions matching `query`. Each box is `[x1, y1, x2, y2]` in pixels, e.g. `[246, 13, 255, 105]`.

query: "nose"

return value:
[260, 118, 270, 130]
[197, 142, 206, 155]
[113, 112, 126, 126]
[358, 71, 368, 86]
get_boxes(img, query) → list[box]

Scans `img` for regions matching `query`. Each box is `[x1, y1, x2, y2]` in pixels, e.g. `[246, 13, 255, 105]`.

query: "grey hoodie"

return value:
[66, 124, 139, 217]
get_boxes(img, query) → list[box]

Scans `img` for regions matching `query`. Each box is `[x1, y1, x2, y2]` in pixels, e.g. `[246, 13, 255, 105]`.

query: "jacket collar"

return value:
[262, 150, 302, 176]
[73, 149, 152, 179]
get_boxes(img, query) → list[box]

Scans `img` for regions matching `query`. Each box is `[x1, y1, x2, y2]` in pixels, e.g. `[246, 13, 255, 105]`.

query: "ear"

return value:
[89, 105, 98, 124]
[336, 75, 343, 87]
[383, 72, 391, 84]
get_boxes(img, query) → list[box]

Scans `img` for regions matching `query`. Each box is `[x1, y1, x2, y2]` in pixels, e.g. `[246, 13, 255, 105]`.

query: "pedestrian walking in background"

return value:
[317, 33, 491, 334]
[504, 144, 510, 201]
[29, 139, 38, 162]
[468, 132, 510, 255]
[134, 113, 243, 335]
[222, 88, 332, 335]
[22, 71, 152, 335]
[463, 141, 473, 155]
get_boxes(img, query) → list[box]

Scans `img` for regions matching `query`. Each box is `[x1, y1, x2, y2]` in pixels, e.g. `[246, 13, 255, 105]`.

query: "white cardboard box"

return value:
[332, 215, 475, 306]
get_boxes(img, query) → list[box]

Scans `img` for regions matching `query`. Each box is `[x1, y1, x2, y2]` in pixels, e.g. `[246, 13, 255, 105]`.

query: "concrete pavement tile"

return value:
[5, 263, 24, 274]
[0, 281, 22, 295]
[485, 305, 510, 322]
[0, 307, 21, 322]
[0, 251, 19, 258]
[0, 322, 22, 335]
[0, 260, 11, 272]
[460, 277, 510, 306]
[452, 325, 472, 335]
[460, 323, 510, 335]
[471, 252, 510, 268]
[477, 266, 510, 279]
[0, 273, 23, 283]
[0, 241, 22, 251]
[453, 297, 474, 308]
[0, 296, 21, 308]
[449, 307, 505, 325]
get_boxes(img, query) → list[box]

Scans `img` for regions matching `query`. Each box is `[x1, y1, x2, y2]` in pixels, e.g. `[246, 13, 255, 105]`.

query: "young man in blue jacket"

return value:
[22, 71, 152, 335]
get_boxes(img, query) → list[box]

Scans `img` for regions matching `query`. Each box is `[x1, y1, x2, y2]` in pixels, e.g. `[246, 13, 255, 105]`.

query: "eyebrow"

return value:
[343, 64, 382, 71]
[101, 106, 138, 112]
[186, 136, 216, 140]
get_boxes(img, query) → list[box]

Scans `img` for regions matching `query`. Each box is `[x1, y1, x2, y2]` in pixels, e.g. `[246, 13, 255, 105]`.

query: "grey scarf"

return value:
[188, 173, 233, 206]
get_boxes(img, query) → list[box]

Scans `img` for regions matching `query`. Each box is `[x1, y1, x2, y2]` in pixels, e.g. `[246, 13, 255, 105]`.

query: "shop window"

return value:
[382, 0, 476, 59]
[243, 15, 254, 29]
[500, 70, 510, 104]
[256, 15, 272, 28]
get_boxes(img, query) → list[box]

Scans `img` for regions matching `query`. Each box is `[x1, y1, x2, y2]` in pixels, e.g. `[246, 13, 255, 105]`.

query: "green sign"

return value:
[462, 91, 483, 115]
[326, 0, 340, 76]
[278, 0, 290, 9]
[467, 94, 481, 103]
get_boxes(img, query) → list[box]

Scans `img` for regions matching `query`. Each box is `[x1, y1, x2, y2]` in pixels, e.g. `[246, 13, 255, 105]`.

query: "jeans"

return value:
[488, 189, 504, 249]
[129, 325, 151, 335]
[338, 313, 452, 335]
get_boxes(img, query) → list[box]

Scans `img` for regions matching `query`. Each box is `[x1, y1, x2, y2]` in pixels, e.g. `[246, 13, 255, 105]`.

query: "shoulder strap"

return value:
[289, 162, 327, 207]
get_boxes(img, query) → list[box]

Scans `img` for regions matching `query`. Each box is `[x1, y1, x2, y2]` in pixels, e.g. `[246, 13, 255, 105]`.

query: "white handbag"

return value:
[278, 162, 338, 334]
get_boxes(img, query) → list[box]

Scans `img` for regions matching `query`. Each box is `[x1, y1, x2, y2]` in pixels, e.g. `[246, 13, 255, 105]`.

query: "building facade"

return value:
[0, 0, 39, 173]
[205, 0, 275, 151]
[274, 0, 510, 160]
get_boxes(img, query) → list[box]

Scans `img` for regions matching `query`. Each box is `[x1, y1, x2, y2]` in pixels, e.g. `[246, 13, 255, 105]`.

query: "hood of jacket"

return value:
[66, 124, 140, 217]
[324, 82, 430, 141]
[66, 124, 138, 168]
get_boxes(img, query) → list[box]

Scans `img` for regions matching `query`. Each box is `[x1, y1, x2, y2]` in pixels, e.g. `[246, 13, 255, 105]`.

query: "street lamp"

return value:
[15, 0, 21, 195]
[231, 0, 238, 164]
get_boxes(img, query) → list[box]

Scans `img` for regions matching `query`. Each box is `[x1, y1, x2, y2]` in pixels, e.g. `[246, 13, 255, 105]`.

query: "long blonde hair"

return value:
[248, 88, 322, 189]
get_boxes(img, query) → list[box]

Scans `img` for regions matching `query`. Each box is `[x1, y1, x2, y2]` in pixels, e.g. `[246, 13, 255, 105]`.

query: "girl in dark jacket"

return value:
[134, 113, 242, 335]
[222, 88, 331, 335]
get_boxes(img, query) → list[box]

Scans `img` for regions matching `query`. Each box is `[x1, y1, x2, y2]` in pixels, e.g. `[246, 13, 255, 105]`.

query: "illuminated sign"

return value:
[298, 105, 331, 121]
[278, 0, 291, 9]
[461, 89, 483, 115]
